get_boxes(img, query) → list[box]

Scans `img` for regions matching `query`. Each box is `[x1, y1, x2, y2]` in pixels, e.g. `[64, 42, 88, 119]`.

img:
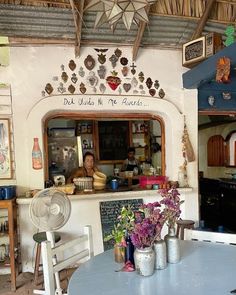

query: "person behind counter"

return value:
[67, 151, 99, 183]
[121, 147, 140, 175]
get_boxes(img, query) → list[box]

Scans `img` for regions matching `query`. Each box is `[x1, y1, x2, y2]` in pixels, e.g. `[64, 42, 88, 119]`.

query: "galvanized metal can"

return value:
[154, 239, 167, 269]
[134, 246, 155, 276]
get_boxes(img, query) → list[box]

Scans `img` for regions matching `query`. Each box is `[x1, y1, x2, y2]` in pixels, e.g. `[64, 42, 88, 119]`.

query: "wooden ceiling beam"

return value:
[191, 0, 216, 40]
[132, 6, 150, 61]
[69, 0, 84, 57]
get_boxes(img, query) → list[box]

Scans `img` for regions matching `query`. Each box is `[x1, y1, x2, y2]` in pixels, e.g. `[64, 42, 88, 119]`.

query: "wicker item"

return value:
[55, 184, 75, 195]
[93, 172, 107, 190]
[73, 177, 93, 191]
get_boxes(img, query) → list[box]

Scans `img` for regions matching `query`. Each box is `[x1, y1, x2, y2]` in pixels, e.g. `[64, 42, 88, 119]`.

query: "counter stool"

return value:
[176, 219, 195, 240]
[33, 232, 61, 285]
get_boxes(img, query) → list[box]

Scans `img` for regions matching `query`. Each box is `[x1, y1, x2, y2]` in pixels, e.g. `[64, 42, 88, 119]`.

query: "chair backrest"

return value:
[184, 228, 236, 245]
[41, 225, 94, 295]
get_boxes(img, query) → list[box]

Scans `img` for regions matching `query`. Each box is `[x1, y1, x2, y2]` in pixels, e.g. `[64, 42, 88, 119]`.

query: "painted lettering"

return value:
[108, 98, 118, 106]
[78, 97, 95, 106]
[121, 98, 143, 106]
[64, 97, 75, 105]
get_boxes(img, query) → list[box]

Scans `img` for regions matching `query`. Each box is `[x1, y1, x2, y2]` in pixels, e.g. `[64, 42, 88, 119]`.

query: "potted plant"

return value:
[130, 202, 165, 276]
[104, 206, 135, 263]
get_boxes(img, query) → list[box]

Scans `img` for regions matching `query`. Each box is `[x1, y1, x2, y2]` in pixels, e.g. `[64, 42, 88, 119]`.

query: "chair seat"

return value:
[33, 232, 61, 244]
[176, 219, 195, 226]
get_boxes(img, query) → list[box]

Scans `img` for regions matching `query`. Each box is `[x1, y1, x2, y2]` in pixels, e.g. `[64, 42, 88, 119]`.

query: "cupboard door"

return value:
[207, 135, 225, 166]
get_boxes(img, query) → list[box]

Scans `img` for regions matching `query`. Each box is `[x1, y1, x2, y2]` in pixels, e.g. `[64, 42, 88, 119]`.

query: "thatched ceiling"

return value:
[0, 0, 235, 59]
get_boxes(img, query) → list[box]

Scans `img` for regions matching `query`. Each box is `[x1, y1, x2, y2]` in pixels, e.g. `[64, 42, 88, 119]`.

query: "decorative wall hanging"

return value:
[80, 82, 87, 94]
[222, 92, 231, 100]
[84, 55, 95, 70]
[94, 48, 108, 64]
[78, 66, 85, 77]
[130, 62, 136, 75]
[120, 57, 128, 66]
[61, 72, 68, 83]
[138, 72, 144, 82]
[158, 88, 165, 98]
[109, 54, 118, 68]
[106, 71, 121, 90]
[52, 76, 58, 81]
[45, 83, 53, 95]
[0, 119, 12, 179]
[85, 0, 157, 31]
[86, 71, 98, 88]
[97, 65, 106, 79]
[216, 57, 230, 83]
[114, 48, 122, 58]
[182, 116, 195, 163]
[71, 73, 78, 84]
[208, 95, 215, 106]
[122, 66, 129, 77]
[68, 84, 76, 94]
[41, 48, 166, 99]
[69, 60, 76, 71]
[57, 82, 66, 94]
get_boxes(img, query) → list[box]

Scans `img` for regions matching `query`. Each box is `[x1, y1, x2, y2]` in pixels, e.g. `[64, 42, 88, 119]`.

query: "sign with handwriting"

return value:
[100, 198, 143, 251]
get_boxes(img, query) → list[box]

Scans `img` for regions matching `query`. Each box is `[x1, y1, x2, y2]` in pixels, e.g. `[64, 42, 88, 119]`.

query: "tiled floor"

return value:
[0, 269, 75, 295]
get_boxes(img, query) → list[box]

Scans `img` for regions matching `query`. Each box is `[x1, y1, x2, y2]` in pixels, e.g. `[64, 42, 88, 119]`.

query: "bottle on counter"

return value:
[32, 137, 42, 169]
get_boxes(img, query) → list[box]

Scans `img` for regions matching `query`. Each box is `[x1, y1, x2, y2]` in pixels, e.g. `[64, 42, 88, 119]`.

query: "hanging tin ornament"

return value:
[114, 48, 122, 58]
[222, 92, 231, 100]
[99, 83, 106, 94]
[149, 89, 156, 97]
[84, 55, 95, 70]
[69, 60, 76, 71]
[68, 84, 76, 94]
[71, 73, 78, 84]
[123, 83, 131, 93]
[45, 83, 53, 95]
[208, 95, 215, 106]
[93, 87, 97, 93]
[133, 89, 138, 94]
[41, 90, 45, 97]
[120, 57, 128, 66]
[131, 77, 138, 88]
[159, 88, 165, 98]
[57, 82, 66, 94]
[146, 77, 153, 89]
[80, 82, 87, 94]
[118, 87, 122, 95]
[52, 76, 58, 81]
[122, 66, 129, 77]
[141, 90, 145, 95]
[109, 54, 118, 68]
[98, 53, 106, 64]
[61, 71, 68, 83]
[138, 72, 144, 83]
[78, 66, 85, 77]
[61, 64, 65, 71]
[154, 80, 160, 89]
[106, 71, 121, 91]
[139, 84, 144, 90]
[130, 62, 136, 75]
[86, 71, 98, 88]
[97, 65, 106, 79]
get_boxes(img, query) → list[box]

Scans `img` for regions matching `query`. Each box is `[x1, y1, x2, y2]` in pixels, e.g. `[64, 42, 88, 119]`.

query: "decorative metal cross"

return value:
[130, 62, 137, 75]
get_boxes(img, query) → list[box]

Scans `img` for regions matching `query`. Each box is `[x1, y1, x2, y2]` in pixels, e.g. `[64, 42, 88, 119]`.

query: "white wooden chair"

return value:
[41, 225, 94, 295]
[184, 228, 236, 245]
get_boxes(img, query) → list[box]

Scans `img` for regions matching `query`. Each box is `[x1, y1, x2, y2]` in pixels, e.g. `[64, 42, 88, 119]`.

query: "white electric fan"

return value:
[29, 188, 71, 295]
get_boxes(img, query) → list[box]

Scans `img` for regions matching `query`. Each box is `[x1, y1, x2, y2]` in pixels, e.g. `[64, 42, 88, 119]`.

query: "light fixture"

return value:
[85, 0, 157, 31]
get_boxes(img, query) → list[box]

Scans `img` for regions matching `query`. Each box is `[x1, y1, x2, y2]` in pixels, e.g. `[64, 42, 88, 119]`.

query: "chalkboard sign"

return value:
[100, 199, 143, 251]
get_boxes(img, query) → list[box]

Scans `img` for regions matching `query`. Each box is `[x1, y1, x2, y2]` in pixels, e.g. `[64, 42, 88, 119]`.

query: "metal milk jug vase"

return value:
[154, 238, 167, 270]
[165, 227, 180, 263]
[134, 246, 155, 276]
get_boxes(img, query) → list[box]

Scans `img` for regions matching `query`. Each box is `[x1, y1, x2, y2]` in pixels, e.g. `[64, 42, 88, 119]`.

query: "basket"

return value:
[93, 171, 106, 190]
[73, 177, 93, 191]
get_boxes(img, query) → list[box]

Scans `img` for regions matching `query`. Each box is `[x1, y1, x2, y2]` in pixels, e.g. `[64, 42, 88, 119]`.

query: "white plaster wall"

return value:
[0, 46, 198, 272]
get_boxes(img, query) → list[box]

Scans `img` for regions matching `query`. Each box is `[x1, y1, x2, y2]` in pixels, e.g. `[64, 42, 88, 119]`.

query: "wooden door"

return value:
[207, 135, 225, 166]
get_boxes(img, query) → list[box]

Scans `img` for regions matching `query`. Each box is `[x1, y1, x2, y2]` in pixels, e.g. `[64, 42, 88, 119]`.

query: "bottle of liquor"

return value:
[32, 138, 42, 169]
[124, 232, 135, 266]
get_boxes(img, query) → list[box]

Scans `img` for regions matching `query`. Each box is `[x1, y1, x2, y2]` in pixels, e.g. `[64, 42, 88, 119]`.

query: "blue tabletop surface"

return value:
[68, 240, 236, 295]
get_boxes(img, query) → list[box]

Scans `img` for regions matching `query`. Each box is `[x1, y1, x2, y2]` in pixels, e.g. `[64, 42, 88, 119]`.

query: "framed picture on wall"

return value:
[0, 118, 12, 179]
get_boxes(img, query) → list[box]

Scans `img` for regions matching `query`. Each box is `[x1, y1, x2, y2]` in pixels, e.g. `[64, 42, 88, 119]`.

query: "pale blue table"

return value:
[68, 240, 236, 295]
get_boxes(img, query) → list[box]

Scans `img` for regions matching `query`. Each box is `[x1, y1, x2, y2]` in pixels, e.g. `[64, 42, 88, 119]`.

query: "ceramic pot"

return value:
[165, 227, 180, 264]
[134, 246, 155, 276]
[154, 239, 167, 270]
[114, 244, 125, 263]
